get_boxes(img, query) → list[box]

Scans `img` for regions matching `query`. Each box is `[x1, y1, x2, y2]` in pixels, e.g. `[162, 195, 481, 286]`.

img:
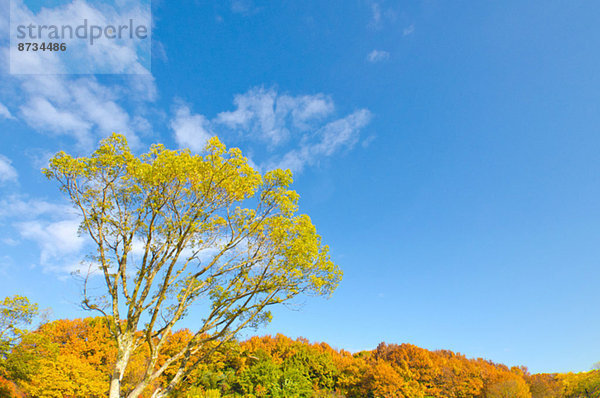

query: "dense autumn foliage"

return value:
[1, 317, 599, 397]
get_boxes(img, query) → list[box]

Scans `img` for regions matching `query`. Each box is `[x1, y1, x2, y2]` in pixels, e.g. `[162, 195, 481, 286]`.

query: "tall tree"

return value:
[43, 134, 342, 398]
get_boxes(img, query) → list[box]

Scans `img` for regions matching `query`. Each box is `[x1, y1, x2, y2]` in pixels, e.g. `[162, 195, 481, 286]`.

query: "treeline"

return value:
[0, 317, 598, 398]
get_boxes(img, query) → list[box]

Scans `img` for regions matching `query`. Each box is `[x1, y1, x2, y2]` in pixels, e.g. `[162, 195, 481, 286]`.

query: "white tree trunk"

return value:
[108, 333, 135, 398]
[151, 389, 166, 398]
[108, 374, 121, 398]
[126, 381, 149, 398]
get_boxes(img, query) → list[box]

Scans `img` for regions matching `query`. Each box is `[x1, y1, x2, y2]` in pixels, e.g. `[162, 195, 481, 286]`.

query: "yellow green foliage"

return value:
[0, 296, 38, 362]
[559, 370, 600, 398]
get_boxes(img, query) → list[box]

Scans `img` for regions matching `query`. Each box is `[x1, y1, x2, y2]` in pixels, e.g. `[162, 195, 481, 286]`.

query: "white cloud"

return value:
[71, 79, 141, 145]
[216, 88, 289, 146]
[0, 195, 87, 274]
[289, 94, 336, 130]
[216, 88, 335, 147]
[403, 24, 415, 36]
[16, 218, 85, 264]
[367, 50, 390, 63]
[17, 76, 151, 148]
[128, 75, 158, 102]
[0, 103, 13, 119]
[271, 109, 373, 173]
[171, 105, 214, 152]
[171, 88, 372, 173]
[0, 195, 74, 219]
[312, 109, 373, 155]
[0, 155, 18, 184]
[21, 96, 93, 143]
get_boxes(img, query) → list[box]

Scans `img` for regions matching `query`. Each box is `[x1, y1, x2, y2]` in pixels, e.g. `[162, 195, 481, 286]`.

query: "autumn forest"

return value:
[0, 296, 598, 398]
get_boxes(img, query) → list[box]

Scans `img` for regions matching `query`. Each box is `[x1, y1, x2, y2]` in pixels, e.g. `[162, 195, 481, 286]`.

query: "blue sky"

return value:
[1, 0, 600, 374]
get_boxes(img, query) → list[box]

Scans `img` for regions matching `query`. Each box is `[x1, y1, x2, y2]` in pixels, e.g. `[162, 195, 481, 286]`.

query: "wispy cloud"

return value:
[367, 1, 397, 29]
[3, 74, 155, 150]
[368, 2, 382, 28]
[268, 109, 372, 173]
[16, 75, 153, 148]
[16, 218, 85, 265]
[20, 96, 92, 143]
[169, 87, 372, 173]
[403, 24, 415, 36]
[367, 50, 390, 63]
[0, 155, 18, 184]
[0, 195, 87, 274]
[0, 103, 14, 119]
[0, 195, 74, 219]
[216, 88, 336, 147]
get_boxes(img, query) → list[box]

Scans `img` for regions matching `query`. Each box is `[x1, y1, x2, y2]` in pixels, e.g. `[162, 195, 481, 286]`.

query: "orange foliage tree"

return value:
[4, 318, 183, 397]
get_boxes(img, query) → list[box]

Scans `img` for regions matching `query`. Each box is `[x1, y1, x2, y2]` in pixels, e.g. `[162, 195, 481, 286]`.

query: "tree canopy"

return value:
[0, 296, 38, 362]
